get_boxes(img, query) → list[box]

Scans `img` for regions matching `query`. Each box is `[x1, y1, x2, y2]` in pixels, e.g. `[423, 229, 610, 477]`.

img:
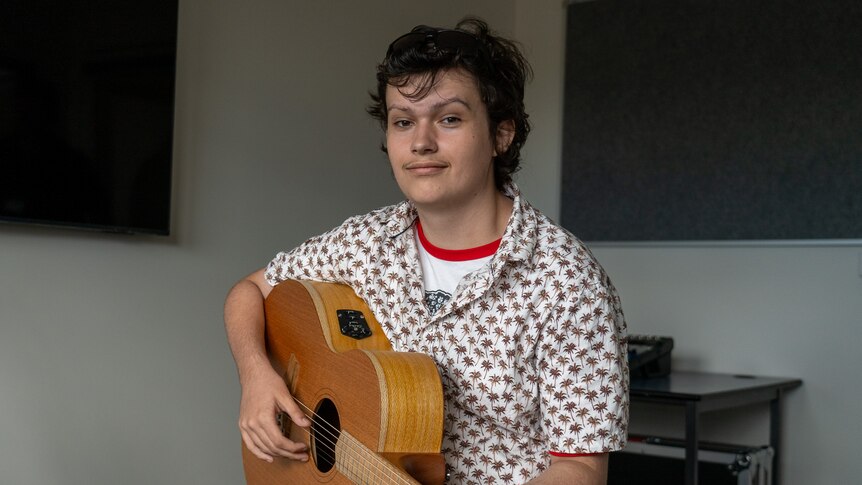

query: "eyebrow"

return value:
[387, 97, 473, 114]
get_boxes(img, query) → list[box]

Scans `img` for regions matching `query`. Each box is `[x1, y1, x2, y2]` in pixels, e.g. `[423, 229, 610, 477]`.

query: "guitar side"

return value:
[241, 279, 445, 485]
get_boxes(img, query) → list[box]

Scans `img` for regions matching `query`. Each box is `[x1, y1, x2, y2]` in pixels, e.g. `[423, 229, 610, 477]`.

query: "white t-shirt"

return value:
[415, 220, 500, 315]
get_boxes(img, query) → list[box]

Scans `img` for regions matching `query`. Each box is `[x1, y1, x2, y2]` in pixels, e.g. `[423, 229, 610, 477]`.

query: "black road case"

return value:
[609, 436, 774, 485]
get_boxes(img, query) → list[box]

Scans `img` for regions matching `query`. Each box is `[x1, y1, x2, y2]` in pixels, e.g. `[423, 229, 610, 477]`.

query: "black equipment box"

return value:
[609, 436, 774, 485]
[628, 335, 674, 378]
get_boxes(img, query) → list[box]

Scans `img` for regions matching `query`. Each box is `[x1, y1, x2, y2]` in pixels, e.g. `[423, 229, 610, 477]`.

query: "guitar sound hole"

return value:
[311, 398, 341, 473]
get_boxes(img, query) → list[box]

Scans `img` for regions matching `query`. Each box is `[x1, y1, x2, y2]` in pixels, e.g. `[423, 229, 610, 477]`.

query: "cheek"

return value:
[386, 134, 406, 171]
[469, 134, 496, 164]
[386, 131, 407, 158]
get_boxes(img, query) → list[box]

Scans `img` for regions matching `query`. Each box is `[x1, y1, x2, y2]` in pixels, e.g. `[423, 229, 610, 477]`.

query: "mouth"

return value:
[404, 160, 448, 175]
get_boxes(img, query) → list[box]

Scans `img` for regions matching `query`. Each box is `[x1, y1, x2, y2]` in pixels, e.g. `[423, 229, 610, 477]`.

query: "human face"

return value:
[385, 69, 511, 213]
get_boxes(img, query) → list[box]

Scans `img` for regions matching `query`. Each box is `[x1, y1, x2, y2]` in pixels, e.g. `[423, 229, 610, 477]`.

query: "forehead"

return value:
[385, 68, 483, 109]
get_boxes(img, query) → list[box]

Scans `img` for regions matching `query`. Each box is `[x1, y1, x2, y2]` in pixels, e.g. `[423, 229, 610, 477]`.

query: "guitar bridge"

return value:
[336, 309, 372, 340]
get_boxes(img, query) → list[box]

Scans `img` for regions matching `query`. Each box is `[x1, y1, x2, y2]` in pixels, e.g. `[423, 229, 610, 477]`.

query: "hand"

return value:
[238, 365, 312, 463]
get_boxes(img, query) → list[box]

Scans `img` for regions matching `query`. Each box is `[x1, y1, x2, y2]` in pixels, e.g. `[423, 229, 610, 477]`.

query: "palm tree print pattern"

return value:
[265, 185, 629, 484]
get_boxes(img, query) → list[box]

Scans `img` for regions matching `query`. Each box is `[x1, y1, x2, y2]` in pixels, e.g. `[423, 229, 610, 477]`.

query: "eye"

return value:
[391, 119, 413, 129]
[440, 116, 461, 125]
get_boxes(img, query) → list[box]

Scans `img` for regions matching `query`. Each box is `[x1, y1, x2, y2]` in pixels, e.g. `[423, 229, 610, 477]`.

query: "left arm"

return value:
[526, 454, 608, 485]
[529, 246, 627, 484]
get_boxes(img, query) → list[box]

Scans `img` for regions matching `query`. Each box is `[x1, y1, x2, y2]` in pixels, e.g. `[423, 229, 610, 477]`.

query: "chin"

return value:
[399, 183, 445, 205]
[405, 191, 448, 210]
[407, 194, 441, 208]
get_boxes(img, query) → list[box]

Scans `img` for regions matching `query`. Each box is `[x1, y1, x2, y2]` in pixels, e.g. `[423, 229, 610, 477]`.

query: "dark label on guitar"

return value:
[336, 309, 372, 340]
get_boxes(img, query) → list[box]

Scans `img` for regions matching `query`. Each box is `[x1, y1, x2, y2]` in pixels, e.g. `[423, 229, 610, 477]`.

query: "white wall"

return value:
[1, 1, 859, 484]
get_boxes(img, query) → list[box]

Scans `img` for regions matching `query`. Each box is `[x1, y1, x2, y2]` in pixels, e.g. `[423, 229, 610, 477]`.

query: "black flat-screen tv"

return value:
[1, 0, 178, 235]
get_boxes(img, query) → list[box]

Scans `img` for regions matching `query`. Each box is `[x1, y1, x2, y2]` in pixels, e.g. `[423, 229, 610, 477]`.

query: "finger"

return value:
[240, 414, 286, 458]
[276, 396, 312, 428]
[241, 429, 274, 463]
[239, 404, 309, 458]
[245, 424, 308, 462]
[253, 415, 309, 460]
[267, 431, 310, 460]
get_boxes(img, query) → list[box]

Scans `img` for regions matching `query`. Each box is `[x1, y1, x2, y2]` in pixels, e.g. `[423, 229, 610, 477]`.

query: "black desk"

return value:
[629, 371, 802, 485]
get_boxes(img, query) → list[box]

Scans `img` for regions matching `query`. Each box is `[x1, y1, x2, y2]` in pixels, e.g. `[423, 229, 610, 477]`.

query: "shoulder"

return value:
[527, 204, 593, 266]
[310, 201, 411, 241]
[264, 201, 412, 285]
[523, 203, 618, 299]
[352, 202, 410, 231]
[346, 201, 412, 230]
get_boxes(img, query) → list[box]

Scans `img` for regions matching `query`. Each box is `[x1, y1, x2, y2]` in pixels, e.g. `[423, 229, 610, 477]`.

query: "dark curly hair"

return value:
[367, 17, 532, 190]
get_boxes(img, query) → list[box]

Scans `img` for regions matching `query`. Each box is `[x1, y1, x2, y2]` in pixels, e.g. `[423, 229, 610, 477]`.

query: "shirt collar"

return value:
[384, 182, 537, 263]
[496, 182, 536, 264]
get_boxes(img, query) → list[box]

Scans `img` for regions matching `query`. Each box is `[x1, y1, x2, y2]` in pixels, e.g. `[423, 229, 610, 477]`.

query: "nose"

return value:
[411, 122, 437, 155]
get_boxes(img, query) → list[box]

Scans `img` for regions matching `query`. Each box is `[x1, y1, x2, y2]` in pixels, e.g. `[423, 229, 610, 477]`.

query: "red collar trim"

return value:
[416, 220, 501, 262]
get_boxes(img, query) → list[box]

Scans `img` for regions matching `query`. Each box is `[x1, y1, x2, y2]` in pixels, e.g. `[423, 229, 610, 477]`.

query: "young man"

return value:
[225, 18, 629, 484]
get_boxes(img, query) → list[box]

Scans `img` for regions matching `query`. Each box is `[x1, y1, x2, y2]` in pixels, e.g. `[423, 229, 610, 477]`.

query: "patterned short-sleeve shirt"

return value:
[265, 185, 629, 484]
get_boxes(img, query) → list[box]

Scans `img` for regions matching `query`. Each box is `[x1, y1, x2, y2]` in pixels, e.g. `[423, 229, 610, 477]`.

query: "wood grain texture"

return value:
[242, 280, 445, 485]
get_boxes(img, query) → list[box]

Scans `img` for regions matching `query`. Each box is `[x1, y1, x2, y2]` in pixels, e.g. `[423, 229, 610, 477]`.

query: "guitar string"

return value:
[291, 397, 417, 485]
[289, 399, 398, 484]
[290, 406, 406, 485]
[287, 397, 415, 485]
[288, 398, 414, 485]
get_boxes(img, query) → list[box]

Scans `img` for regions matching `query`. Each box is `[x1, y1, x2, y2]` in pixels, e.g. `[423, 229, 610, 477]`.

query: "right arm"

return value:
[224, 268, 312, 463]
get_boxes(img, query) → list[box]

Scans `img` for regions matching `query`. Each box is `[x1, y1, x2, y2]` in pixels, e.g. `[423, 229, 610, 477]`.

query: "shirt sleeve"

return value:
[536, 270, 629, 455]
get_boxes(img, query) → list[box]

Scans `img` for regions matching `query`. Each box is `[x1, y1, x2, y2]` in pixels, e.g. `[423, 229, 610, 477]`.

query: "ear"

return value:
[494, 120, 516, 157]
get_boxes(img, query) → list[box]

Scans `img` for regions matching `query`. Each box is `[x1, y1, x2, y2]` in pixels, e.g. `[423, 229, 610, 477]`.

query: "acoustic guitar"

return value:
[242, 279, 446, 485]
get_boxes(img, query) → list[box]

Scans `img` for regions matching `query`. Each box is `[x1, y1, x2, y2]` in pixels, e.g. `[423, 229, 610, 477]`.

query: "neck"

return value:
[415, 190, 513, 250]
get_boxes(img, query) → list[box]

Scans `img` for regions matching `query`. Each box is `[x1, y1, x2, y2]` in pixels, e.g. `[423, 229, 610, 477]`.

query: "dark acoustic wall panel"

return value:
[561, 0, 862, 242]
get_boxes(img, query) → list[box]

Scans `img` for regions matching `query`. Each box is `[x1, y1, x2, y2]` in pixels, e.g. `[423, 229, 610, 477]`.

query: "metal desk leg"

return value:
[685, 401, 699, 485]
[770, 390, 783, 485]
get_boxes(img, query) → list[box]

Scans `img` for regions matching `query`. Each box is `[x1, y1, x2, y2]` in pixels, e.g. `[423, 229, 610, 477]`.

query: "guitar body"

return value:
[242, 280, 446, 485]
